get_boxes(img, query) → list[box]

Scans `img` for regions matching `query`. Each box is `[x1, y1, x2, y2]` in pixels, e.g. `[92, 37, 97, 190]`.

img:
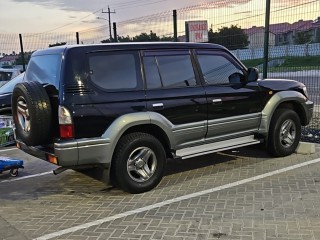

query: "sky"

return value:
[1, 0, 319, 34]
[0, 0, 210, 33]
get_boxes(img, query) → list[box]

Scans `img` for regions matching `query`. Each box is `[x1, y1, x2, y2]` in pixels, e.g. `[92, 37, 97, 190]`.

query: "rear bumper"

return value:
[16, 137, 111, 167]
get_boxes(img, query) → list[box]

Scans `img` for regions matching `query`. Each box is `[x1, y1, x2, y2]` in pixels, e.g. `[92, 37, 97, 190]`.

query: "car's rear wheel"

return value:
[267, 108, 301, 157]
[12, 81, 52, 146]
[111, 132, 166, 194]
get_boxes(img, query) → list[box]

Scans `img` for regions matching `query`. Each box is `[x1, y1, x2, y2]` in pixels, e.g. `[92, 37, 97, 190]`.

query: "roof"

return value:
[0, 55, 18, 62]
[32, 42, 227, 56]
[245, 17, 320, 35]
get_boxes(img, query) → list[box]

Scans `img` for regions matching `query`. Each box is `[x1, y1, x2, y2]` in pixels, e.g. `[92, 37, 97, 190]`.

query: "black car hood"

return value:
[257, 78, 304, 91]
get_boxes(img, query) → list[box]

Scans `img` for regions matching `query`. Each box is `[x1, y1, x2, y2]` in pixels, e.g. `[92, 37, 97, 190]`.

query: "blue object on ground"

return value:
[0, 157, 24, 177]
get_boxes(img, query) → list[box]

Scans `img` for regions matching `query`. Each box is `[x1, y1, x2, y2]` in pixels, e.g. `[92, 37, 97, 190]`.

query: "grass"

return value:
[280, 56, 320, 67]
[242, 56, 320, 70]
[241, 58, 264, 68]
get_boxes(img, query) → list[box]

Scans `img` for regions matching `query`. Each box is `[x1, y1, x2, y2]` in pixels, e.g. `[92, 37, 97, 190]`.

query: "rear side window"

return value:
[88, 51, 141, 90]
[25, 54, 61, 89]
[143, 52, 197, 89]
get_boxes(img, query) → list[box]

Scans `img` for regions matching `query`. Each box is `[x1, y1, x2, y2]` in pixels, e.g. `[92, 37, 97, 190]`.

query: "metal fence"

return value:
[0, 0, 319, 144]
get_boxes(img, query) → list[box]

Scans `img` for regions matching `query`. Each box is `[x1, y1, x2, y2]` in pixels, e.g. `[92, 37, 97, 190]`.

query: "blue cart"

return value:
[0, 157, 24, 177]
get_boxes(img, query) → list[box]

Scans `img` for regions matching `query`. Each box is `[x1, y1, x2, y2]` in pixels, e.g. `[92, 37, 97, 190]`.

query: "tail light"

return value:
[58, 106, 74, 139]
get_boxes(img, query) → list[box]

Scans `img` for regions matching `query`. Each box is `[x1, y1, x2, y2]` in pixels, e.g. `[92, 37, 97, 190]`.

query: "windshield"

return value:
[0, 73, 24, 94]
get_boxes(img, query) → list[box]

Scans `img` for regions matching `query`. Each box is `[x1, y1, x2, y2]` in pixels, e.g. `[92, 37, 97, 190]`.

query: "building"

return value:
[245, 17, 320, 47]
[244, 26, 276, 48]
[0, 55, 19, 67]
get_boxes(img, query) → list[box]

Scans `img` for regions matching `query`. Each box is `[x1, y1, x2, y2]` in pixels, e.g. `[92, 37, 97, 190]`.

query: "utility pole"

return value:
[102, 6, 116, 41]
[263, 0, 271, 79]
[173, 10, 178, 42]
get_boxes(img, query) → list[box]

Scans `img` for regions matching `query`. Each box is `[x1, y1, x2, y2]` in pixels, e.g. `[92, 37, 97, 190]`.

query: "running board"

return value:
[176, 135, 261, 159]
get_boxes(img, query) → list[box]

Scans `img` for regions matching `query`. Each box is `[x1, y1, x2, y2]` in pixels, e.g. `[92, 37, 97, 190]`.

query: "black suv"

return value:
[12, 42, 313, 193]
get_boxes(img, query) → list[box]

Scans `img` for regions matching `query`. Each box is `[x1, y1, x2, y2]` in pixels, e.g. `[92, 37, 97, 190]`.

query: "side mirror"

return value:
[229, 72, 245, 84]
[247, 67, 259, 82]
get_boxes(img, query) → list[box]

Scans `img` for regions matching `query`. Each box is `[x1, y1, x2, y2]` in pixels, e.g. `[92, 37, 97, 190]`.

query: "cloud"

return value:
[11, 0, 102, 12]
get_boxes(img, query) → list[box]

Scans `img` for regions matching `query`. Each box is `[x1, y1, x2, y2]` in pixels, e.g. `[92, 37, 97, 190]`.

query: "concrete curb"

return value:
[296, 141, 316, 154]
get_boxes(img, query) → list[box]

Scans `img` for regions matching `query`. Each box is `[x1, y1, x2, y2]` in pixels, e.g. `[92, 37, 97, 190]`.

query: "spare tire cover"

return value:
[12, 81, 52, 146]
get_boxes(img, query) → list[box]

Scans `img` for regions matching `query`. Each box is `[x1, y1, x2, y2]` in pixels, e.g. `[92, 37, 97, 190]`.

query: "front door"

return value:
[195, 50, 263, 140]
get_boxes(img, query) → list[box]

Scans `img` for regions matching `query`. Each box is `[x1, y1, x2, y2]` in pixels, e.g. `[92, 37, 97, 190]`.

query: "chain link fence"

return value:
[0, 0, 319, 144]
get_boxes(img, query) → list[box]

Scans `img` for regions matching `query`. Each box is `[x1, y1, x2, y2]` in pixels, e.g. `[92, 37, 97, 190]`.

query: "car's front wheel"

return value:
[111, 132, 166, 194]
[267, 108, 301, 157]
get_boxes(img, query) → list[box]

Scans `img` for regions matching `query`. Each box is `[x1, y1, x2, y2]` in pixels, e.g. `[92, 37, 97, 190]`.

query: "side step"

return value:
[176, 135, 261, 159]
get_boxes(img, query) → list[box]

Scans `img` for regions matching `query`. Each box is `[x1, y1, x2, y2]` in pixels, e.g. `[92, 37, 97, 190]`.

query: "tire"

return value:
[267, 108, 301, 157]
[111, 132, 166, 194]
[12, 81, 52, 146]
[10, 169, 18, 177]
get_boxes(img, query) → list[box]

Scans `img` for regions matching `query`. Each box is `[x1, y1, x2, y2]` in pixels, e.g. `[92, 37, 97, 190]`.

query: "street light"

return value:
[97, 17, 112, 41]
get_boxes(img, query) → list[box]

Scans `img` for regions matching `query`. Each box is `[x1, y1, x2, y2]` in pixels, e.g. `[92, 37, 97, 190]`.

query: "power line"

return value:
[79, 0, 319, 34]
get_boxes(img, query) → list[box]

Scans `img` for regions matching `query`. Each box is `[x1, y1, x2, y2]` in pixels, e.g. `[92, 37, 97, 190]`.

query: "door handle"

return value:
[212, 99, 222, 104]
[152, 103, 164, 110]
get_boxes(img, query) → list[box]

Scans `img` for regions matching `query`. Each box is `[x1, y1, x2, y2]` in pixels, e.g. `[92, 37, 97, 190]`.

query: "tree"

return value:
[208, 25, 249, 50]
[294, 31, 312, 44]
[132, 31, 160, 42]
[101, 39, 113, 43]
[14, 51, 33, 65]
[117, 35, 132, 42]
[159, 35, 174, 41]
[49, 42, 67, 47]
[101, 31, 174, 43]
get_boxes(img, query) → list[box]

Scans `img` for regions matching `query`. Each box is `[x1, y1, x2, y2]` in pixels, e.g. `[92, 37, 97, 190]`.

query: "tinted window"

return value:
[89, 52, 139, 90]
[197, 54, 243, 85]
[143, 57, 161, 89]
[0, 72, 12, 81]
[144, 54, 196, 89]
[25, 54, 61, 89]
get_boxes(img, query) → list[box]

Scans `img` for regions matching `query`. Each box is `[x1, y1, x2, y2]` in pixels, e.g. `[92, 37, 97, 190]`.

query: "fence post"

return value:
[305, 43, 309, 56]
[263, 0, 271, 79]
[19, 34, 26, 72]
[173, 10, 178, 42]
[113, 22, 118, 42]
[76, 32, 80, 44]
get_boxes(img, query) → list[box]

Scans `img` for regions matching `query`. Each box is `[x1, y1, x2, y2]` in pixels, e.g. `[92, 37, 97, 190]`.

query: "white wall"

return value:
[232, 43, 320, 60]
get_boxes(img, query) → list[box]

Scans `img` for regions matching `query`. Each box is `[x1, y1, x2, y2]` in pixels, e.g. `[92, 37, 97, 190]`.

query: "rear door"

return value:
[195, 50, 263, 140]
[65, 49, 146, 138]
[143, 50, 207, 148]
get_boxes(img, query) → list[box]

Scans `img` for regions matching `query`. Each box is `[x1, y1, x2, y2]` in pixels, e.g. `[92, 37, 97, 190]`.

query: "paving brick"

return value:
[0, 146, 320, 239]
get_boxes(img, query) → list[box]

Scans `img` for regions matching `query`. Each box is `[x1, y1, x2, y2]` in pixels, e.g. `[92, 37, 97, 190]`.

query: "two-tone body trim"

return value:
[207, 112, 261, 138]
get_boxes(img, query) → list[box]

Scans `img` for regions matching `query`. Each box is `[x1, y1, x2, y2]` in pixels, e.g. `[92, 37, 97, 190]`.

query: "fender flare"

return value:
[258, 90, 308, 136]
[101, 111, 175, 163]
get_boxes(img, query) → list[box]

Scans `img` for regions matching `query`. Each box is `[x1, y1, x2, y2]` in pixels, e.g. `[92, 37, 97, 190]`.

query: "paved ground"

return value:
[0, 144, 320, 240]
